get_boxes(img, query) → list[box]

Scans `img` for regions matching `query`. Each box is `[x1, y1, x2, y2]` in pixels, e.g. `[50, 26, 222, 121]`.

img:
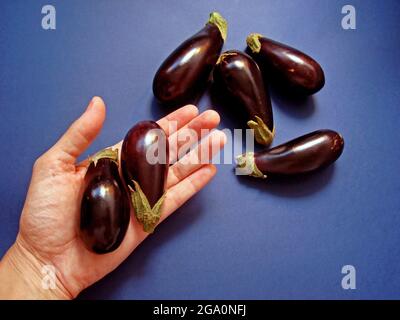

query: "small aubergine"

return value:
[153, 12, 227, 107]
[237, 130, 344, 178]
[246, 33, 325, 96]
[80, 148, 130, 254]
[213, 50, 274, 146]
[121, 121, 169, 233]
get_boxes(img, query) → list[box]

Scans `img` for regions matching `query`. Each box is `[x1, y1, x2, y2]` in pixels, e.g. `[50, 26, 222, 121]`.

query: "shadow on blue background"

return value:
[236, 165, 336, 198]
[270, 89, 316, 119]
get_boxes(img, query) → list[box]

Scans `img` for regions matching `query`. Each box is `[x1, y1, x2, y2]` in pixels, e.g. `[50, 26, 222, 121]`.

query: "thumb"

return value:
[50, 96, 106, 164]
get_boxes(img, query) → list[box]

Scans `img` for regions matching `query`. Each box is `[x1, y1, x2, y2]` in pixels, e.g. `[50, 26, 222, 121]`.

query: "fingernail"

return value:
[88, 96, 102, 111]
[205, 165, 216, 175]
[87, 97, 95, 110]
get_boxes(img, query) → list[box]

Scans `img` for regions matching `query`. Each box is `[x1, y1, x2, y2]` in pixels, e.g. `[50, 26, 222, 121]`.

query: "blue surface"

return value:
[1, 0, 400, 299]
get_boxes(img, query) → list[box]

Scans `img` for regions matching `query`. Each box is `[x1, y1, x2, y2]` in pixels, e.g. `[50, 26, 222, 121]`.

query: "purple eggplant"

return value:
[121, 121, 169, 233]
[153, 12, 227, 107]
[246, 33, 325, 96]
[237, 130, 344, 178]
[213, 50, 274, 146]
[80, 148, 130, 254]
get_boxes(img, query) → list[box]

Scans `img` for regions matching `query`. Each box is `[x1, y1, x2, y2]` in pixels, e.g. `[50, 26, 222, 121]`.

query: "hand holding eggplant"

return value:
[118, 110, 225, 233]
[3, 98, 225, 299]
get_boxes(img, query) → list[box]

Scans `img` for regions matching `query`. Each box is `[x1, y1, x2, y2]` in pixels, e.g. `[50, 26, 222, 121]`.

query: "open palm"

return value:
[14, 97, 225, 299]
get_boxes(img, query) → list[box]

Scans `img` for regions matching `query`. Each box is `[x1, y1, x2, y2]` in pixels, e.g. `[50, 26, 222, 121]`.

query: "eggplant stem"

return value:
[247, 116, 275, 146]
[208, 12, 228, 41]
[246, 33, 263, 53]
[217, 52, 237, 65]
[129, 180, 166, 233]
[90, 147, 119, 167]
[236, 152, 266, 179]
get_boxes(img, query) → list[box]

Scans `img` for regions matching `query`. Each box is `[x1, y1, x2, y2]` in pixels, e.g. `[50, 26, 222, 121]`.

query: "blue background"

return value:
[1, 0, 399, 299]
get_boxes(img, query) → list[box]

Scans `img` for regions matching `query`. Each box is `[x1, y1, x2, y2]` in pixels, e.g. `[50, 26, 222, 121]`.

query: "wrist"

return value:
[0, 240, 73, 300]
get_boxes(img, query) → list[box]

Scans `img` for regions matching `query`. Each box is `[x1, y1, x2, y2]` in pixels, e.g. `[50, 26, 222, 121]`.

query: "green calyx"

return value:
[90, 147, 119, 166]
[129, 180, 166, 233]
[236, 152, 266, 179]
[216, 51, 237, 64]
[208, 12, 228, 41]
[247, 115, 275, 146]
[246, 33, 263, 53]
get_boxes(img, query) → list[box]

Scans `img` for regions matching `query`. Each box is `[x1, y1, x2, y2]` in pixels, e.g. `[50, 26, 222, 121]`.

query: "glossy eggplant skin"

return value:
[213, 50, 274, 146]
[80, 158, 130, 254]
[121, 121, 169, 233]
[237, 130, 344, 178]
[153, 13, 226, 107]
[246, 34, 325, 96]
[121, 121, 169, 208]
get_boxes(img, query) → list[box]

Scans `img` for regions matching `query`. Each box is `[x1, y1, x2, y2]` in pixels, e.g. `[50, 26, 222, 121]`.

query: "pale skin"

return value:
[0, 97, 226, 299]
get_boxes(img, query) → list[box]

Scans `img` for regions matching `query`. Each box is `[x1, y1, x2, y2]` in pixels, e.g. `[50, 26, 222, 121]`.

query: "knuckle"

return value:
[33, 156, 44, 169]
[33, 153, 51, 170]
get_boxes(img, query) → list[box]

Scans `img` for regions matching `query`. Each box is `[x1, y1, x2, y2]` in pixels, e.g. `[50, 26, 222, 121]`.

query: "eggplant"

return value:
[80, 148, 130, 254]
[246, 33, 325, 96]
[213, 50, 274, 146]
[153, 12, 227, 107]
[121, 121, 169, 233]
[236, 130, 344, 178]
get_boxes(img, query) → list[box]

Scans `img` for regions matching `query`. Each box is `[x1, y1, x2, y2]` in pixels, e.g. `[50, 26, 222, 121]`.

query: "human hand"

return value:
[0, 97, 226, 299]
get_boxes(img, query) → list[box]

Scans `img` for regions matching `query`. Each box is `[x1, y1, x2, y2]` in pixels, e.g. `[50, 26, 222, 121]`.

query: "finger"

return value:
[156, 104, 199, 136]
[103, 104, 200, 158]
[161, 164, 217, 221]
[167, 130, 226, 188]
[162, 164, 217, 221]
[168, 110, 220, 164]
[50, 97, 106, 164]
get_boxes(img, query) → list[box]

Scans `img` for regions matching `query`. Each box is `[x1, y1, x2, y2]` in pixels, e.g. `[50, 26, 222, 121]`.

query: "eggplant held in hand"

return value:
[246, 33, 325, 96]
[213, 50, 274, 146]
[80, 148, 130, 254]
[153, 12, 227, 107]
[237, 130, 344, 178]
[121, 121, 169, 233]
